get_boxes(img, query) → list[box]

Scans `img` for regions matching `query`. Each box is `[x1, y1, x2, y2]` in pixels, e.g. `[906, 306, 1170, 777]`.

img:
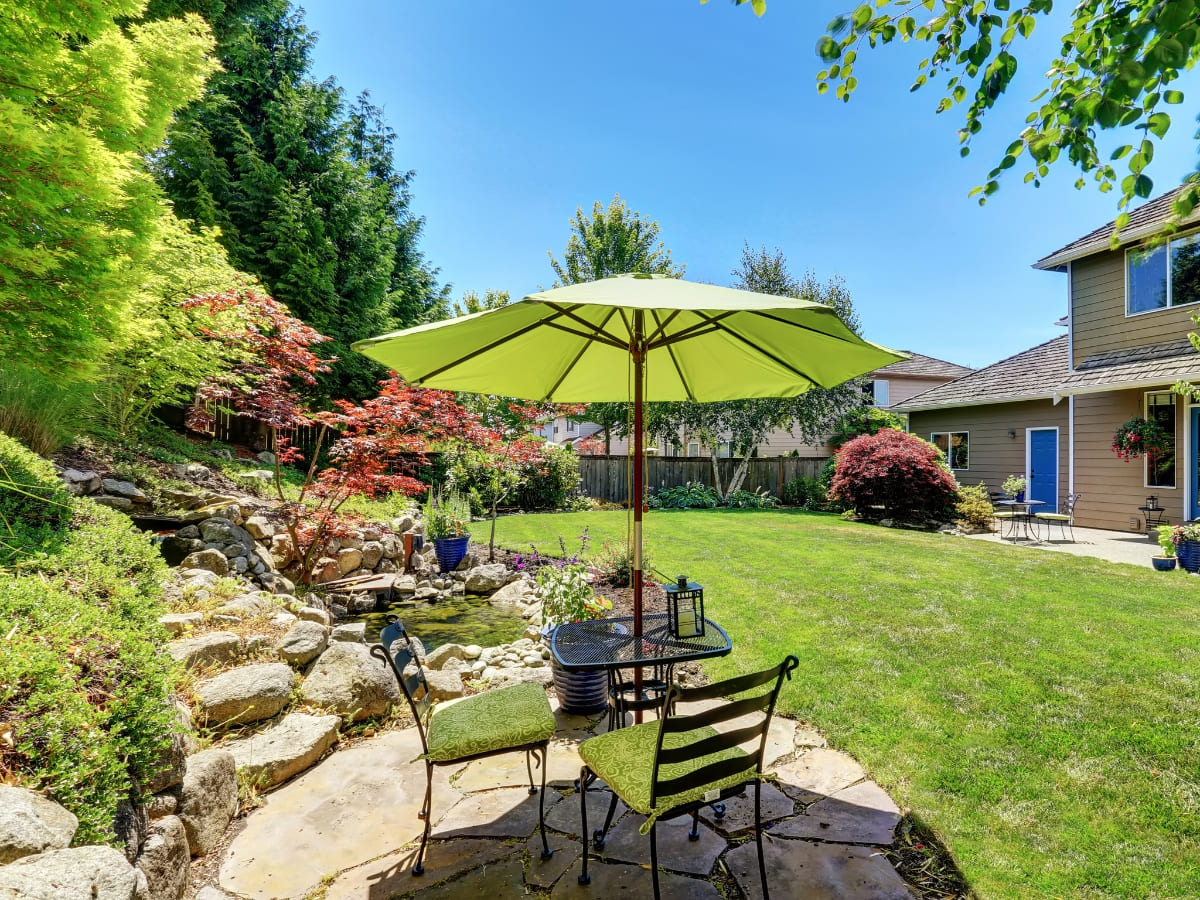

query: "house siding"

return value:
[1071, 387, 1184, 532]
[1071, 250, 1200, 367]
[908, 400, 1069, 507]
[883, 375, 950, 408]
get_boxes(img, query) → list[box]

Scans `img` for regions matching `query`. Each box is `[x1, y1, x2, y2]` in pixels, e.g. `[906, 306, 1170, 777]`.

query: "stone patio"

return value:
[214, 700, 916, 899]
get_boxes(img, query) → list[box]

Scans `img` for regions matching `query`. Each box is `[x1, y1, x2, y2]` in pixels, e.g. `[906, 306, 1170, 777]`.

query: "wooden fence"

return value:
[578, 455, 828, 504]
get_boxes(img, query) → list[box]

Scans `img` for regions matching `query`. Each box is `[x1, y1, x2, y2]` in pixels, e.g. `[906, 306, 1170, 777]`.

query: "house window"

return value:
[873, 380, 890, 407]
[687, 441, 700, 457]
[930, 432, 969, 470]
[1127, 231, 1200, 314]
[1145, 392, 1176, 488]
[717, 442, 732, 458]
[565, 420, 578, 434]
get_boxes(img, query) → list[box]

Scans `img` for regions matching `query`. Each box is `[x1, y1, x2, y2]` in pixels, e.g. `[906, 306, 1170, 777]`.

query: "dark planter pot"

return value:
[544, 622, 627, 715]
[1152, 555, 1178, 571]
[1015, 490, 1026, 503]
[434, 535, 470, 572]
[1176, 540, 1200, 573]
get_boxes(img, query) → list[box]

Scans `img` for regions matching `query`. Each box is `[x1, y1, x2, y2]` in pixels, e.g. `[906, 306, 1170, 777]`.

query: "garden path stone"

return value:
[697, 781, 794, 834]
[772, 747, 867, 803]
[221, 712, 341, 789]
[330, 622, 365, 642]
[0, 785, 78, 863]
[770, 780, 901, 845]
[167, 631, 241, 669]
[0, 845, 142, 900]
[725, 834, 915, 900]
[324, 838, 513, 900]
[405, 854, 526, 899]
[432, 786, 563, 840]
[545, 785, 625, 836]
[524, 831, 580, 888]
[550, 859, 721, 900]
[595, 811, 726, 876]
[219, 729, 462, 899]
[194, 663, 294, 727]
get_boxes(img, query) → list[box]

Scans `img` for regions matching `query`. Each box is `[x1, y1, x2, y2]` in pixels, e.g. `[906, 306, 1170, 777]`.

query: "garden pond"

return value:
[349, 596, 528, 650]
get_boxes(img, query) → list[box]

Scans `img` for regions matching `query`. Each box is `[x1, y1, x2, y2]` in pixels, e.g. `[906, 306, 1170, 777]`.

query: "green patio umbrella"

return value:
[353, 273, 905, 636]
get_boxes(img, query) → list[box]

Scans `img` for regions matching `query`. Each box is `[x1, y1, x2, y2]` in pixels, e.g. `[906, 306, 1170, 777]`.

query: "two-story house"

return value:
[895, 187, 1200, 532]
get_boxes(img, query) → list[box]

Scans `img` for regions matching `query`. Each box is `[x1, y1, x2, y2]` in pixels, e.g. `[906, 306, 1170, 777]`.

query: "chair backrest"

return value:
[370, 615, 431, 754]
[1066, 493, 1081, 515]
[649, 655, 799, 812]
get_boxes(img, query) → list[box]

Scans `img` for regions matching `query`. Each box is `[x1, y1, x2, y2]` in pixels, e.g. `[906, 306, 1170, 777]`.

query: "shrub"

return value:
[782, 475, 826, 509]
[0, 364, 87, 456]
[594, 539, 646, 586]
[649, 481, 720, 509]
[0, 432, 175, 845]
[724, 488, 779, 509]
[956, 482, 995, 530]
[830, 429, 958, 523]
[511, 443, 583, 510]
[829, 406, 906, 450]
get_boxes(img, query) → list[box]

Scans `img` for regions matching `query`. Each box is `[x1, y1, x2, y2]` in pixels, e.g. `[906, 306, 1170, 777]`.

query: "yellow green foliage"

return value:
[956, 482, 995, 530]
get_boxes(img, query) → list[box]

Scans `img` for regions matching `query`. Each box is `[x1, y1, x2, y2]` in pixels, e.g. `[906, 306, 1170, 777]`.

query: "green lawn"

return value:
[493, 509, 1200, 899]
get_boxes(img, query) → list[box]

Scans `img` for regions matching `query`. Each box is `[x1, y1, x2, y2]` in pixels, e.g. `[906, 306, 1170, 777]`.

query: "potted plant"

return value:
[537, 560, 614, 714]
[1153, 524, 1178, 571]
[1001, 474, 1027, 502]
[1170, 522, 1200, 573]
[423, 489, 471, 572]
[1112, 416, 1174, 465]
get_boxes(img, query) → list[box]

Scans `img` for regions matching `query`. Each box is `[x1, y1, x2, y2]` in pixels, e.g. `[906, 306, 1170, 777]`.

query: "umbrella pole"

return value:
[632, 314, 645, 723]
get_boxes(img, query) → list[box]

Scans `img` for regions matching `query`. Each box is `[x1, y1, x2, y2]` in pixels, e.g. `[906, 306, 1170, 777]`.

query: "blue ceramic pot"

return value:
[1152, 556, 1178, 571]
[1176, 540, 1200, 573]
[434, 535, 470, 572]
[1015, 490, 1025, 503]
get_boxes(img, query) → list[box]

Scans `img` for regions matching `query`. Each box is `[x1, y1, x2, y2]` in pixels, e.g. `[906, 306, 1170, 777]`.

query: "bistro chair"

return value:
[371, 616, 556, 876]
[991, 492, 1022, 539]
[1035, 493, 1081, 543]
[577, 655, 799, 900]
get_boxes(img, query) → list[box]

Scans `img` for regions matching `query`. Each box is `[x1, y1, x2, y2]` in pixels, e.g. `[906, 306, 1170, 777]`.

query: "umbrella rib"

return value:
[645, 309, 681, 345]
[542, 307, 620, 400]
[412, 309, 580, 381]
[649, 309, 696, 402]
[543, 302, 628, 349]
[694, 312, 821, 384]
[647, 311, 738, 349]
[744, 309, 866, 347]
[543, 320, 627, 347]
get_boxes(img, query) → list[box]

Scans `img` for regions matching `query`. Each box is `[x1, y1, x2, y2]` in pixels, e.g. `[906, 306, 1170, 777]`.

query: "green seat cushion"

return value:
[1035, 513, 1070, 521]
[993, 512, 1020, 519]
[580, 721, 754, 832]
[425, 682, 555, 762]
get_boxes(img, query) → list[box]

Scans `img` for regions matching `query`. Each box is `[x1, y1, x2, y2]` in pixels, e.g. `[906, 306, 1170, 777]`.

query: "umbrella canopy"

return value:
[354, 274, 903, 403]
[354, 273, 906, 656]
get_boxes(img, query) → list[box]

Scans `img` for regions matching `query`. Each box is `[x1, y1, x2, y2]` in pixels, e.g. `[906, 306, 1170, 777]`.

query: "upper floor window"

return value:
[1127, 231, 1200, 314]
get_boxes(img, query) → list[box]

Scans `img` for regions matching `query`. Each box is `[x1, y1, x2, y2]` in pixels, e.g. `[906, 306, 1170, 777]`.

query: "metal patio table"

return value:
[549, 613, 732, 673]
[995, 499, 1046, 541]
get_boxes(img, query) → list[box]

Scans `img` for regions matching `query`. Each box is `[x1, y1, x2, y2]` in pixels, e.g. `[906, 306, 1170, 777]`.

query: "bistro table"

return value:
[550, 612, 732, 673]
[995, 499, 1046, 541]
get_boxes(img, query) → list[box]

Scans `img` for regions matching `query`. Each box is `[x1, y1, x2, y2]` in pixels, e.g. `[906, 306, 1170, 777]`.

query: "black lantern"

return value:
[1146, 495, 1159, 511]
[664, 576, 705, 639]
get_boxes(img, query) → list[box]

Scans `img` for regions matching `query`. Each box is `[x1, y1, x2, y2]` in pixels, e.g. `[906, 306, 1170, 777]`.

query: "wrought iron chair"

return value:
[577, 655, 799, 899]
[371, 616, 556, 876]
[991, 492, 1022, 539]
[1034, 493, 1081, 542]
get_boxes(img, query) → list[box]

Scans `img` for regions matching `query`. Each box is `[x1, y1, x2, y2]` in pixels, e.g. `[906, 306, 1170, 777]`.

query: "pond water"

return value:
[349, 596, 529, 650]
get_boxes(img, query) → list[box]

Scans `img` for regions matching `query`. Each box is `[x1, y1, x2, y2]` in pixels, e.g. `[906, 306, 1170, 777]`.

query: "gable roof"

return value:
[1033, 185, 1199, 272]
[891, 336, 1068, 411]
[873, 352, 973, 380]
[1053, 337, 1200, 398]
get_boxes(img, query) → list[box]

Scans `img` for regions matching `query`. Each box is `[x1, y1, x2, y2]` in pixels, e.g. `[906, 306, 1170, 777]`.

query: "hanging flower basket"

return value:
[1111, 416, 1173, 463]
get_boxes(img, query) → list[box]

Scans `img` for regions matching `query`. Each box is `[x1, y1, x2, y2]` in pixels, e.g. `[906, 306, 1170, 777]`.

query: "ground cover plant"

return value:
[493, 508, 1200, 899]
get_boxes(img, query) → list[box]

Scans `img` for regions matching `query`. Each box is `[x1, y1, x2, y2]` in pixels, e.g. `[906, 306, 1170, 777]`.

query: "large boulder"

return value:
[242, 516, 274, 540]
[176, 750, 238, 857]
[158, 612, 203, 636]
[101, 478, 148, 502]
[359, 541, 384, 569]
[146, 701, 199, 795]
[268, 533, 295, 569]
[424, 643, 465, 670]
[336, 548, 363, 575]
[194, 663, 295, 727]
[277, 621, 328, 666]
[488, 579, 538, 608]
[166, 632, 242, 669]
[423, 668, 464, 701]
[464, 564, 508, 593]
[198, 518, 249, 546]
[0, 786, 78, 864]
[300, 643, 400, 722]
[61, 468, 101, 495]
[178, 549, 229, 578]
[0, 846, 142, 900]
[221, 713, 341, 789]
[215, 592, 276, 618]
[134, 815, 189, 900]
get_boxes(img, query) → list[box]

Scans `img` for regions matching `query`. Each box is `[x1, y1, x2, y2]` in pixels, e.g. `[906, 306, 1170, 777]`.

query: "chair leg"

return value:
[755, 779, 770, 900]
[650, 821, 661, 900]
[688, 810, 700, 842]
[413, 761, 433, 876]
[525, 748, 538, 795]
[578, 765, 591, 885]
[537, 746, 552, 860]
[594, 790, 619, 849]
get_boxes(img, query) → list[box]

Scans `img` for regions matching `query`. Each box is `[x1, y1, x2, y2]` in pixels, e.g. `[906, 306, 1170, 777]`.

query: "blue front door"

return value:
[1029, 429, 1058, 512]
[1191, 408, 1200, 521]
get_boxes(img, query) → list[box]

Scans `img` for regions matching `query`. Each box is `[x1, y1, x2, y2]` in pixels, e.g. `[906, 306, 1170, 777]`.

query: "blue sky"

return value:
[302, 0, 1200, 369]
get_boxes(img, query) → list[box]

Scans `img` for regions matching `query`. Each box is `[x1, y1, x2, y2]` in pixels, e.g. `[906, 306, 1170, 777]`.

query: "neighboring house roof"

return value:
[1053, 337, 1200, 399]
[872, 352, 973, 380]
[891, 336, 1068, 411]
[1033, 185, 1200, 272]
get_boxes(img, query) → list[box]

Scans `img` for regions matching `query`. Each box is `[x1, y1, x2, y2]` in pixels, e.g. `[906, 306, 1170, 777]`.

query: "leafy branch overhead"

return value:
[803, 0, 1200, 225]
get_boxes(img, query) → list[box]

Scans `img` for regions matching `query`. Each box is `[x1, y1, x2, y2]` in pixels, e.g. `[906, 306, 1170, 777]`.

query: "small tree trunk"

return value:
[727, 454, 752, 495]
[710, 449, 726, 500]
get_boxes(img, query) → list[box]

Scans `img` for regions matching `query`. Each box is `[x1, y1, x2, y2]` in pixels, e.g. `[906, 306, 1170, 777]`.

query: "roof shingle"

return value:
[891, 337, 1068, 411]
[1054, 338, 1200, 395]
[873, 352, 973, 380]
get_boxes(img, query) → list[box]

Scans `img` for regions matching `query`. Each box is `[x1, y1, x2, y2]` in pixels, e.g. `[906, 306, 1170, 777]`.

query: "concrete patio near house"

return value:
[959, 522, 1168, 568]
[215, 699, 915, 899]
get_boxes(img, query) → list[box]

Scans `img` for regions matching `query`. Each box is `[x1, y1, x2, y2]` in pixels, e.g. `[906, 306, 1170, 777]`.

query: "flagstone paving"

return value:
[214, 700, 917, 899]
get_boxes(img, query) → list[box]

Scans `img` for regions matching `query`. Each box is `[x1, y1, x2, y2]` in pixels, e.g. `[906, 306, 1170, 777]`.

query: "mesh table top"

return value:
[549, 613, 732, 670]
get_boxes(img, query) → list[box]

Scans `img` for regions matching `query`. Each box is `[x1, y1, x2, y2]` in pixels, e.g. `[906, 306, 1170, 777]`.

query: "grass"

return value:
[492, 509, 1200, 899]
